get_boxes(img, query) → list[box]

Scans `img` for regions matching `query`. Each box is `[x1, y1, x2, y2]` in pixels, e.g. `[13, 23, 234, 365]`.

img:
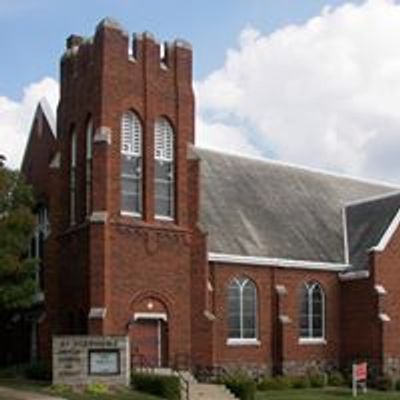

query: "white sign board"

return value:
[89, 350, 120, 375]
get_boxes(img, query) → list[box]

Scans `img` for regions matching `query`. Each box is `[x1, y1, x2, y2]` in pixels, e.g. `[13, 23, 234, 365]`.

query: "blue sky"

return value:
[3, 0, 400, 184]
[0, 0, 360, 100]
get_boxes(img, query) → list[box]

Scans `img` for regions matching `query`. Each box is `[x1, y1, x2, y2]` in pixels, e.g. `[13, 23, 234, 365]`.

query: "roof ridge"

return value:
[194, 146, 400, 190]
[345, 190, 400, 208]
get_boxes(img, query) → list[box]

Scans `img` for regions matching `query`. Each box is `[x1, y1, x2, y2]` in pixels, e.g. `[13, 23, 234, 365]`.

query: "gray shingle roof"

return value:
[196, 147, 399, 265]
[346, 192, 400, 270]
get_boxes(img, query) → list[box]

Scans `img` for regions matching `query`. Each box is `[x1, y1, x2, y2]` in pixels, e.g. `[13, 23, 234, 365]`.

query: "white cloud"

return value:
[196, 0, 400, 183]
[0, 77, 59, 169]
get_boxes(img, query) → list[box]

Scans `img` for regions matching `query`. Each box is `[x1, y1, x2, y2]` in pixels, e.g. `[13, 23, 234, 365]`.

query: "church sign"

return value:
[53, 336, 130, 387]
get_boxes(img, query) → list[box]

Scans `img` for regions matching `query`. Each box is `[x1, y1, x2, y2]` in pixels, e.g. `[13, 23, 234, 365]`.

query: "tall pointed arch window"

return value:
[154, 117, 174, 219]
[228, 277, 258, 342]
[299, 282, 326, 341]
[70, 129, 77, 225]
[85, 118, 93, 216]
[121, 111, 143, 215]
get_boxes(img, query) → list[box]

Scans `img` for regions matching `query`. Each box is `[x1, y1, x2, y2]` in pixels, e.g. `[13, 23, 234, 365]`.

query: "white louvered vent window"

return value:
[155, 118, 174, 161]
[154, 117, 174, 219]
[121, 111, 143, 215]
[121, 111, 142, 156]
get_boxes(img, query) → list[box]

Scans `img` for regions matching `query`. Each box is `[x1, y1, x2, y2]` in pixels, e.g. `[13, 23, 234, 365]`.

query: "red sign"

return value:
[354, 362, 367, 381]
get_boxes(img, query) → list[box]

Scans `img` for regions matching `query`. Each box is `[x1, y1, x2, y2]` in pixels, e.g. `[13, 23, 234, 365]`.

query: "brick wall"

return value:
[373, 225, 400, 377]
[210, 263, 341, 375]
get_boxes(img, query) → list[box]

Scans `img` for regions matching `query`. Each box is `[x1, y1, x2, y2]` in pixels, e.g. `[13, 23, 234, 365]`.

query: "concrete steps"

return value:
[135, 367, 238, 400]
[189, 383, 238, 400]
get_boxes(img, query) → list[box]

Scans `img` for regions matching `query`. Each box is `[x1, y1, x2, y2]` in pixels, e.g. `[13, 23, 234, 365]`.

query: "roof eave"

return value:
[208, 252, 350, 272]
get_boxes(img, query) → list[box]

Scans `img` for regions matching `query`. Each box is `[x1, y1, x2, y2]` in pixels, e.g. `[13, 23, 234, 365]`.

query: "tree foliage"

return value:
[0, 164, 36, 314]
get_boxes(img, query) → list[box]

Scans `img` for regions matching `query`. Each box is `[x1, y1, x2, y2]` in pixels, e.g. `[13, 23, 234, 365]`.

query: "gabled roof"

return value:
[196, 147, 399, 266]
[21, 99, 57, 204]
[37, 97, 56, 135]
[21, 98, 56, 173]
[346, 192, 400, 270]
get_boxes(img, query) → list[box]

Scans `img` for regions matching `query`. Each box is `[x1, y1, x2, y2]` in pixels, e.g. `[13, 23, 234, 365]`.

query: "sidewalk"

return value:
[0, 386, 65, 400]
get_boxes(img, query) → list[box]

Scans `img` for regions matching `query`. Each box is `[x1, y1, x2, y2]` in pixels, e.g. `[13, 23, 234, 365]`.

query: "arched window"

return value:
[299, 282, 325, 340]
[85, 118, 93, 216]
[154, 117, 174, 219]
[228, 277, 257, 340]
[70, 129, 77, 225]
[121, 111, 143, 215]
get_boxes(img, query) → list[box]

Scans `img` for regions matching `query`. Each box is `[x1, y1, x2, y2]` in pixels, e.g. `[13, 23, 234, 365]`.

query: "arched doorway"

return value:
[129, 296, 169, 368]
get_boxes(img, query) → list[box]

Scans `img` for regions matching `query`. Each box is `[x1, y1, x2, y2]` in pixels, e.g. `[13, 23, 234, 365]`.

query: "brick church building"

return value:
[20, 18, 400, 377]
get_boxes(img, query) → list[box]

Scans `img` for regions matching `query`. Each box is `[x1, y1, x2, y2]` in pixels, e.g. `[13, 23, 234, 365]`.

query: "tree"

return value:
[0, 165, 36, 318]
[0, 155, 5, 168]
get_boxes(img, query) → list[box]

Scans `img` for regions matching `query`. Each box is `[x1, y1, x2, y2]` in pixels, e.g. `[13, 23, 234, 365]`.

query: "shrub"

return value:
[257, 376, 291, 391]
[131, 372, 181, 400]
[49, 384, 72, 395]
[395, 379, 400, 391]
[85, 382, 109, 395]
[308, 373, 326, 388]
[224, 378, 256, 400]
[328, 371, 345, 387]
[24, 361, 51, 381]
[375, 375, 393, 391]
[290, 375, 310, 389]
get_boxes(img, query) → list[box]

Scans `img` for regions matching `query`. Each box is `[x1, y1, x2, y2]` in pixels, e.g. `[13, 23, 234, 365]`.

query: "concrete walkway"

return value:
[0, 386, 65, 400]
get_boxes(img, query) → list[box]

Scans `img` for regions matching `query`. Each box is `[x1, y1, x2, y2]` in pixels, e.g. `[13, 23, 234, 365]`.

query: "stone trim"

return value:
[88, 307, 107, 319]
[94, 127, 112, 145]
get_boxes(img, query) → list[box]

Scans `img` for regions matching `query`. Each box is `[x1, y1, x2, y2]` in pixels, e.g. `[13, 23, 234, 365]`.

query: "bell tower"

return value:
[52, 19, 200, 366]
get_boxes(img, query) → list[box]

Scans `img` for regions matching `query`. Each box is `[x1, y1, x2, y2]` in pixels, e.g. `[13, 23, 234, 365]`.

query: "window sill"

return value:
[155, 215, 174, 222]
[298, 338, 327, 345]
[120, 211, 142, 218]
[226, 338, 261, 347]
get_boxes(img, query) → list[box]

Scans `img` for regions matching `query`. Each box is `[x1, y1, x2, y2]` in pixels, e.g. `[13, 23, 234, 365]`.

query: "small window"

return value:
[29, 206, 49, 293]
[154, 118, 174, 219]
[70, 130, 77, 225]
[299, 282, 325, 340]
[228, 277, 258, 339]
[86, 119, 93, 216]
[121, 111, 143, 215]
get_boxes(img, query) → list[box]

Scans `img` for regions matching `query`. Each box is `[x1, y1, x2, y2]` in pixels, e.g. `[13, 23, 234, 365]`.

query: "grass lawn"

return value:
[0, 379, 161, 400]
[256, 387, 400, 399]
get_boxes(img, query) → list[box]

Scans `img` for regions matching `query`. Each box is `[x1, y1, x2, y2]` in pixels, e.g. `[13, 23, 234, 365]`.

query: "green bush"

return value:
[49, 384, 72, 395]
[375, 375, 393, 391]
[328, 371, 345, 387]
[395, 379, 400, 391]
[224, 377, 256, 400]
[290, 375, 310, 389]
[308, 373, 326, 388]
[24, 361, 52, 381]
[131, 372, 181, 400]
[85, 382, 109, 395]
[257, 376, 291, 391]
